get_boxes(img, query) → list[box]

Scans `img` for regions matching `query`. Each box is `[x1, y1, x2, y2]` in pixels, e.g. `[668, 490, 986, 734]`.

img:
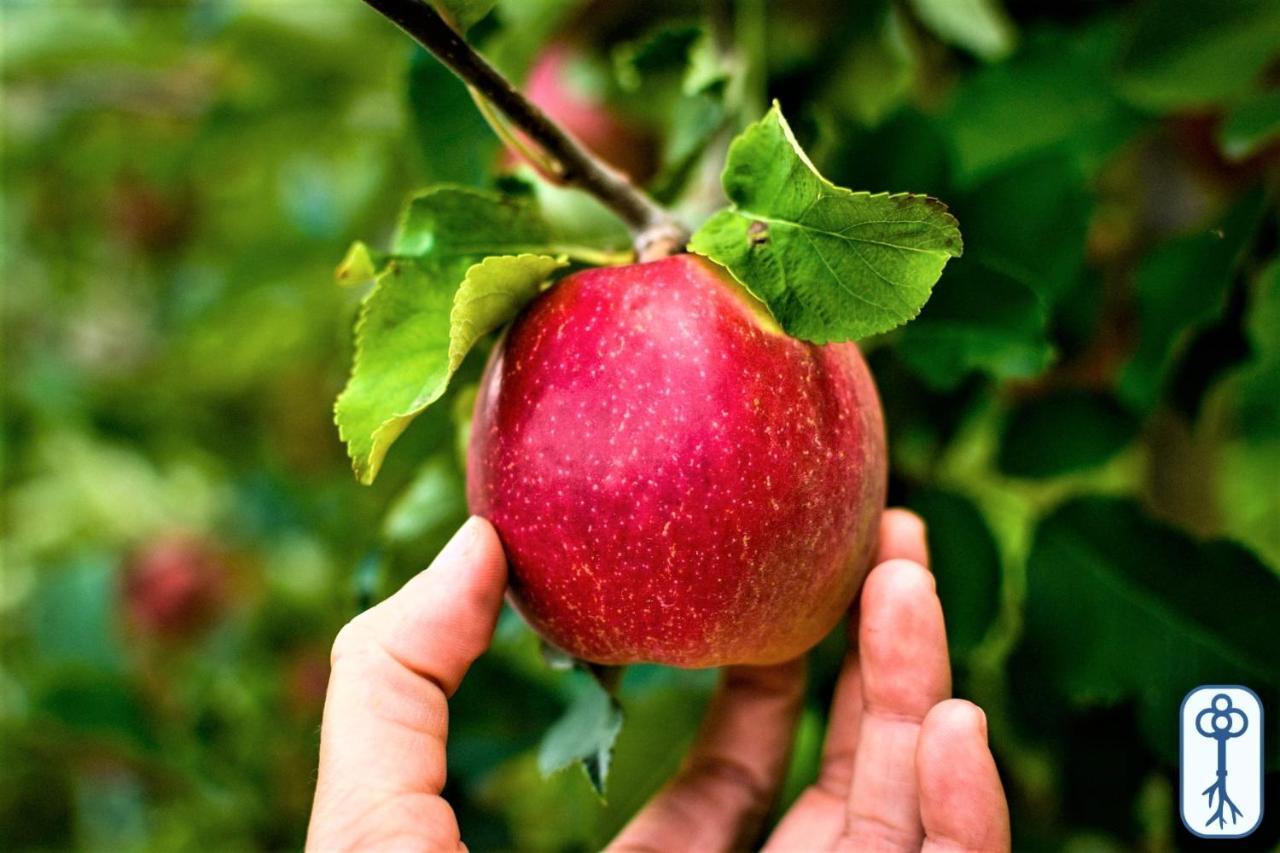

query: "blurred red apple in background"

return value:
[468, 255, 886, 667]
[507, 42, 656, 183]
[122, 536, 227, 640]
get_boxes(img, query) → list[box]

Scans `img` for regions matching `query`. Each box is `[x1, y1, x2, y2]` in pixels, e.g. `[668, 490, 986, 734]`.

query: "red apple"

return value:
[467, 254, 886, 667]
[121, 536, 227, 640]
[507, 42, 656, 183]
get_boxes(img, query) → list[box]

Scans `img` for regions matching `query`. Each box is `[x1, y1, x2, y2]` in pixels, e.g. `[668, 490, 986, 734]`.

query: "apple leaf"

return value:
[1219, 89, 1280, 161]
[393, 185, 621, 265]
[1237, 258, 1280, 441]
[688, 103, 963, 344]
[908, 0, 1016, 62]
[897, 259, 1054, 390]
[1019, 496, 1280, 762]
[429, 0, 495, 31]
[997, 391, 1139, 478]
[538, 671, 625, 798]
[1118, 191, 1265, 412]
[335, 241, 388, 287]
[336, 254, 565, 484]
[1114, 0, 1280, 111]
[906, 490, 1002, 657]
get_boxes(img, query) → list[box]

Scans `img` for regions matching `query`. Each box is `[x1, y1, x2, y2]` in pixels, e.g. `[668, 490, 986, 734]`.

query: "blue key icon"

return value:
[1181, 685, 1264, 839]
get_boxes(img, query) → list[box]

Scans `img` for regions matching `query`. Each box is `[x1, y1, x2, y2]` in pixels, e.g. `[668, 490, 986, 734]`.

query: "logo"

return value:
[1180, 685, 1264, 839]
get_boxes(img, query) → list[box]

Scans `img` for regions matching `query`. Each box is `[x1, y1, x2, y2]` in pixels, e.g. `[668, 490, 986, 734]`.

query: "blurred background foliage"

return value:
[1, 0, 1278, 849]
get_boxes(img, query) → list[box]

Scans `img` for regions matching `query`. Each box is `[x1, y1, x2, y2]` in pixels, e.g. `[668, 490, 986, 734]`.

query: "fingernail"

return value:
[437, 516, 482, 563]
[975, 706, 988, 740]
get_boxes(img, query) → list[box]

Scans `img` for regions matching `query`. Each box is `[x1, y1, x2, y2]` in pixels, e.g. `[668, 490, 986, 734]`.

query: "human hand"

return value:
[609, 509, 1011, 852]
[306, 511, 1009, 852]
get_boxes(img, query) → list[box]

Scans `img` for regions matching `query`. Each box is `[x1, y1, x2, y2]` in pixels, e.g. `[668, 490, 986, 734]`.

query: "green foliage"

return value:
[690, 104, 963, 343]
[907, 0, 1016, 61]
[537, 673, 625, 797]
[940, 22, 1138, 184]
[336, 254, 564, 483]
[1219, 89, 1280, 161]
[432, 0, 496, 31]
[998, 391, 1139, 478]
[907, 490, 1002, 656]
[898, 260, 1053, 390]
[1020, 497, 1280, 760]
[1118, 191, 1266, 412]
[1115, 0, 1280, 110]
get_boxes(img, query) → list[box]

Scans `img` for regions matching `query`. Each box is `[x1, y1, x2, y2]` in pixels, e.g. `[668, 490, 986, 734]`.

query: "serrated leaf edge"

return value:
[335, 254, 564, 484]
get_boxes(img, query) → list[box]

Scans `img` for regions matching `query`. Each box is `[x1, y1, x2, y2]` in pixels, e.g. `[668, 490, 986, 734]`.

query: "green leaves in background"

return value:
[336, 254, 563, 484]
[1118, 192, 1265, 412]
[1115, 0, 1280, 111]
[907, 0, 1016, 62]
[407, 48, 499, 188]
[1021, 497, 1280, 760]
[941, 23, 1138, 185]
[1236, 259, 1280, 440]
[689, 104, 963, 343]
[898, 260, 1053, 390]
[538, 672, 625, 797]
[1219, 89, 1280, 162]
[908, 490, 1002, 656]
[998, 391, 1139, 478]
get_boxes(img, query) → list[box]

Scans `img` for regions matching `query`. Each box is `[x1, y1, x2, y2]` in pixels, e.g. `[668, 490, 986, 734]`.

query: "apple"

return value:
[121, 536, 227, 640]
[467, 254, 886, 667]
[509, 42, 656, 183]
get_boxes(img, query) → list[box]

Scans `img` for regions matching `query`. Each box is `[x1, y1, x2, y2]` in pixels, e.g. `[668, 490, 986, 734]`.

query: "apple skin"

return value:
[467, 255, 886, 667]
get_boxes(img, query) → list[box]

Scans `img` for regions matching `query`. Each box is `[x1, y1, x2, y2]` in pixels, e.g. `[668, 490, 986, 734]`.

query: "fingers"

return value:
[842, 558, 950, 851]
[877, 508, 930, 567]
[918, 700, 1011, 853]
[609, 657, 807, 852]
[307, 517, 506, 852]
[765, 509, 932, 850]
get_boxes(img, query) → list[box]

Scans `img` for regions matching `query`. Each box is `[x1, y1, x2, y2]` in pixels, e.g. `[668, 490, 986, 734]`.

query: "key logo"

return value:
[1180, 686, 1264, 839]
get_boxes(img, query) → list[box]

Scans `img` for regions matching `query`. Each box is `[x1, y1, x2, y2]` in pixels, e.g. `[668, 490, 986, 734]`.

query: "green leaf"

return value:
[335, 241, 386, 287]
[431, 0, 494, 31]
[955, 153, 1092, 305]
[335, 254, 565, 484]
[1236, 259, 1280, 440]
[1021, 497, 1280, 760]
[908, 0, 1016, 61]
[897, 259, 1053, 390]
[1118, 191, 1266, 412]
[1219, 89, 1280, 161]
[380, 454, 466, 544]
[407, 49, 499, 188]
[538, 672, 625, 797]
[907, 490, 1002, 656]
[1115, 0, 1280, 111]
[393, 185, 621, 265]
[998, 391, 1139, 478]
[688, 103, 962, 344]
[940, 23, 1139, 185]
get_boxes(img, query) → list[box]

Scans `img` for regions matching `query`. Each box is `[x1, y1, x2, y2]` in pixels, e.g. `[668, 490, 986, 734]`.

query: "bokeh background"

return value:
[2, 0, 1278, 849]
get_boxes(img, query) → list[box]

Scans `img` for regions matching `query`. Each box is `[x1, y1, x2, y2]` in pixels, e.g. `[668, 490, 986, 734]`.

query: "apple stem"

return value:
[360, 0, 689, 259]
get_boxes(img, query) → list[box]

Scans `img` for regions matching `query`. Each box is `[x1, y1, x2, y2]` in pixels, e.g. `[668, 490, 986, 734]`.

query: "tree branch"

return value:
[361, 0, 688, 259]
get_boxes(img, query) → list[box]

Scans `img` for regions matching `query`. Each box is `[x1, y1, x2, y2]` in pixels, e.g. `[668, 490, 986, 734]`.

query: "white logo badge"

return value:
[1180, 685, 1264, 839]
